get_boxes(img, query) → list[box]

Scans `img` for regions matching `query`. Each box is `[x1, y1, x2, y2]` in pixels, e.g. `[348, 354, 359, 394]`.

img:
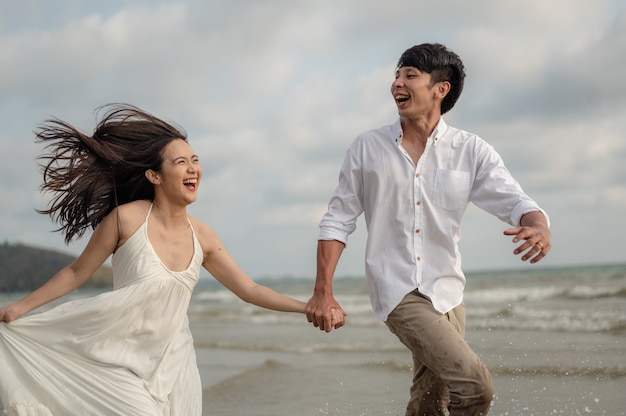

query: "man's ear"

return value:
[435, 81, 451, 99]
[145, 169, 160, 185]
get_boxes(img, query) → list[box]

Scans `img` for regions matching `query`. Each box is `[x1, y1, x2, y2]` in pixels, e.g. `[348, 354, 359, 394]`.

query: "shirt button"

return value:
[416, 256, 421, 261]
[415, 173, 419, 178]
[415, 229, 420, 233]
[416, 201, 421, 206]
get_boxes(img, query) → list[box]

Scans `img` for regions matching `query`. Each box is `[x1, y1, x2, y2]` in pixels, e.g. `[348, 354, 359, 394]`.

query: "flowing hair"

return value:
[35, 104, 188, 244]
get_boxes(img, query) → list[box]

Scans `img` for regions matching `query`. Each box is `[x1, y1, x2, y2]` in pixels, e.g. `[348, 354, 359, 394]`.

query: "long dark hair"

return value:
[36, 104, 188, 244]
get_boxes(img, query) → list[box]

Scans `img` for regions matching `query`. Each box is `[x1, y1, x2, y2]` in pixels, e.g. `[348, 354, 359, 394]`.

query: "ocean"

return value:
[1, 263, 625, 415]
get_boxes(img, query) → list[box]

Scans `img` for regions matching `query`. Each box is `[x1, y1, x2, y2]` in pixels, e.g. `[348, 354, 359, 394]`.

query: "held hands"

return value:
[305, 294, 347, 333]
[503, 212, 551, 264]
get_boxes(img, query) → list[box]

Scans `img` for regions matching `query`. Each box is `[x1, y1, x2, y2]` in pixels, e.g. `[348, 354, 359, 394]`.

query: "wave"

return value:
[188, 302, 625, 334]
[188, 276, 626, 333]
[565, 285, 626, 299]
[490, 364, 626, 379]
[200, 358, 626, 387]
[192, 282, 626, 311]
[194, 340, 405, 354]
[465, 284, 626, 304]
[188, 304, 625, 334]
[346, 361, 626, 379]
[466, 286, 564, 303]
[344, 362, 626, 379]
[467, 304, 626, 333]
[468, 318, 625, 334]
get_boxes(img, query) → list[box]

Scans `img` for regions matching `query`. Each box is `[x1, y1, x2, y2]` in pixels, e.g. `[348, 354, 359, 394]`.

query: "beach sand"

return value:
[198, 325, 625, 416]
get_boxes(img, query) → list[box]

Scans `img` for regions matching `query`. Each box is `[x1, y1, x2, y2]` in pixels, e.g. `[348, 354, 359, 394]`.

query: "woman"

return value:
[0, 104, 342, 415]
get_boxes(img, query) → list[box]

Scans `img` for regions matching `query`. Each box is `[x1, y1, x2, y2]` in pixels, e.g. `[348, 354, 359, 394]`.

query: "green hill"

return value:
[0, 242, 112, 292]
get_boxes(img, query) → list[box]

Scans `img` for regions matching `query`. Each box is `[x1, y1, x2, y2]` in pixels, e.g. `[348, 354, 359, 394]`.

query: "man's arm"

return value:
[306, 239, 348, 332]
[503, 210, 551, 264]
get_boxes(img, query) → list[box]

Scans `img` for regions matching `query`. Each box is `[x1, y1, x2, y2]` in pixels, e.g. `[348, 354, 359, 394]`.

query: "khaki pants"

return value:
[385, 290, 493, 416]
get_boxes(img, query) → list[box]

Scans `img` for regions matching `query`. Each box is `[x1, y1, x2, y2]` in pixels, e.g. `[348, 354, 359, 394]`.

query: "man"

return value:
[306, 43, 551, 416]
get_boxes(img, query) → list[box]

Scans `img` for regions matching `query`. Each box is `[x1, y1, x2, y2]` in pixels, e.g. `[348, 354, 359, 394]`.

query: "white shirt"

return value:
[319, 118, 549, 320]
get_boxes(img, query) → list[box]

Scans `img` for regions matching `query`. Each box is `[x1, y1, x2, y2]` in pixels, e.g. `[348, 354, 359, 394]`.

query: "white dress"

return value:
[0, 205, 203, 415]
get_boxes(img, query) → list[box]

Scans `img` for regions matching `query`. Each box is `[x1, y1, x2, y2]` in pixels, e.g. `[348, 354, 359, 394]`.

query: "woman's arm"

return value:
[197, 222, 306, 314]
[0, 209, 120, 322]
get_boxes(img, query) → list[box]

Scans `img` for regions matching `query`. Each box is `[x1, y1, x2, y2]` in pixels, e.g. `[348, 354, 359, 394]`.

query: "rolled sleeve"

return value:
[318, 187, 361, 247]
[318, 147, 364, 247]
[318, 220, 351, 244]
[511, 205, 551, 228]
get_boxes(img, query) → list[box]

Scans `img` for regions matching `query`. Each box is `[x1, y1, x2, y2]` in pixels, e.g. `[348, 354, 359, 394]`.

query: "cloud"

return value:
[1, 0, 625, 279]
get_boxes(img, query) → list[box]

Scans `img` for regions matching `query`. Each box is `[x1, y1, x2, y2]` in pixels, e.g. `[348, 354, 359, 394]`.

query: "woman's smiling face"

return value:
[153, 138, 202, 204]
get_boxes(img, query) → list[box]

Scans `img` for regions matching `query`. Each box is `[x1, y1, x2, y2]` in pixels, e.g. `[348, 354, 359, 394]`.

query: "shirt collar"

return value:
[431, 118, 448, 146]
[392, 118, 403, 144]
[392, 117, 449, 146]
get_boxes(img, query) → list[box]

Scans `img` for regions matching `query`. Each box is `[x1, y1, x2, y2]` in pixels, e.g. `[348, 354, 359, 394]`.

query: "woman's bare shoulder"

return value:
[188, 216, 214, 238]
[108, 200, 152, 243]
[116, 200, 151, 217]
[188, 216, 221, 253]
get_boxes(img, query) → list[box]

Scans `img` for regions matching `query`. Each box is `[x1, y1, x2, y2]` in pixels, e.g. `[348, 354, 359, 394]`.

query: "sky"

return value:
[1, 0, 625, 280]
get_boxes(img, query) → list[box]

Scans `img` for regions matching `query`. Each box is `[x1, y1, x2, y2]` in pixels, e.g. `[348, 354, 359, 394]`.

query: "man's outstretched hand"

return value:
[504, 211, 551, 264]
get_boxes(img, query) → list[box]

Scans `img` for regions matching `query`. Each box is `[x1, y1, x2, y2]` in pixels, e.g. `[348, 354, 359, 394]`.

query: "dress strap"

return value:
[145, 202, 154, 221]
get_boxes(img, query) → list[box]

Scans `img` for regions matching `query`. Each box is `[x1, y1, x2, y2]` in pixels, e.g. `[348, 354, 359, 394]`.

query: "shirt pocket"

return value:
[433, 169, 471, 210]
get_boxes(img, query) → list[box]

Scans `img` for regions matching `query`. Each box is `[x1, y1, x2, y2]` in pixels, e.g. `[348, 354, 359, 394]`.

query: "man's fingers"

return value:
[306, 312, 320, 328]
[322, 315, 333, 332]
